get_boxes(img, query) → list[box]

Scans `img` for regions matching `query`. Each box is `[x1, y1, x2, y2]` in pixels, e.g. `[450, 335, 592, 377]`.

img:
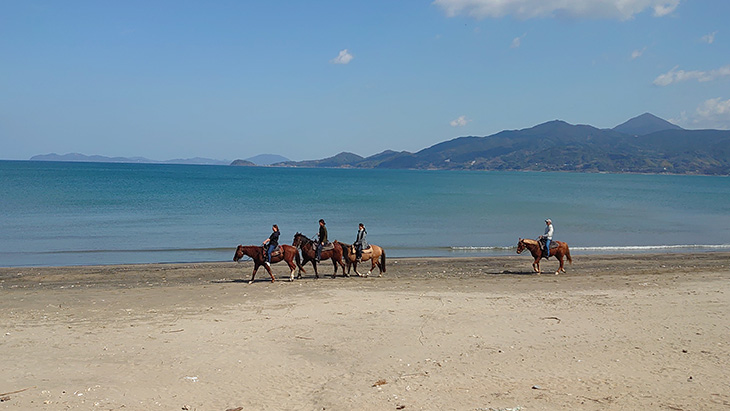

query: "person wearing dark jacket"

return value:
[354, 223, 368, 262]
[262, 224, 280, 266]
[316, 219, 327, 262]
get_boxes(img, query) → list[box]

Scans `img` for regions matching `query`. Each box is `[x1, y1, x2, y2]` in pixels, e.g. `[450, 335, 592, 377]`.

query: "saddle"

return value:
[542, 240, 558, 257]
[320, 242, 335, 252]
[350, 245, 372, 254]
[266, 245, 282, 257]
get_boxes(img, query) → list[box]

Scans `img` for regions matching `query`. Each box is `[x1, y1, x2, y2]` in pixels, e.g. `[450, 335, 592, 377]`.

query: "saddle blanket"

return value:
[352, 245, 372, 254]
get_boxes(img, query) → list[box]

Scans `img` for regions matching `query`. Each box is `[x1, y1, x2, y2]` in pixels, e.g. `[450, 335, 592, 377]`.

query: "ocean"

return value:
[1, 160, 729, 267]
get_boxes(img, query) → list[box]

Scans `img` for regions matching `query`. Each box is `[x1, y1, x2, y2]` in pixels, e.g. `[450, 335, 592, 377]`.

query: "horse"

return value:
[516, 238, 572, 275]
[233, 244, 304, 284]
[292, 233, 346, 278]
[335, 240, 386, 277]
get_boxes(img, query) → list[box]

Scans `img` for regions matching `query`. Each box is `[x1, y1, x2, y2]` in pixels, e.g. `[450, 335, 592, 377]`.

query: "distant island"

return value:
[29, 153, 231, 166]
[234, 113, 730, 175]
[31, 113, 730, 175]
[29, 153, 290, 167]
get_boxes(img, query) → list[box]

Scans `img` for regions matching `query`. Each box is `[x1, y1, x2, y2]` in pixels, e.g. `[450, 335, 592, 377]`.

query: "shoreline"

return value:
[3, 244, 730, 270]
[2, 252, 728, 410]
[2, 251, 729, 287]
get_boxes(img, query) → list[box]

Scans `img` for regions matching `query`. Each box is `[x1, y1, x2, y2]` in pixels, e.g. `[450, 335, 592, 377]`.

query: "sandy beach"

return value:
[1, 252, 728, 410]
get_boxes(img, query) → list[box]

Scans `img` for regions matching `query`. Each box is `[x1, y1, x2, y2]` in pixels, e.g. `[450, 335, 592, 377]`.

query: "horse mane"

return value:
[521, 238, 539, 246]
[294, 232, 313, 243]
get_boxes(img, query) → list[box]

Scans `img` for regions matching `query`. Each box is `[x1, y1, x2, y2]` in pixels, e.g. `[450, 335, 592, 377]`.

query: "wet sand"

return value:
[1, 252, 729, 410]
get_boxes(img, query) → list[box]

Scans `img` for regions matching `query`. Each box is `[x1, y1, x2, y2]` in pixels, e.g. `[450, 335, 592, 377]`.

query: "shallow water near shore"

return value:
[1, 160, 729, 266]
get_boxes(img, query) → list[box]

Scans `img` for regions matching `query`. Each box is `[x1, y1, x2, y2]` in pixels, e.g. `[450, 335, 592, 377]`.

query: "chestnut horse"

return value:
[292, 233, 346, 278]
[335, 240, 386, 277]
[233, 244, 304, 283]
[516, 238, 572, 275]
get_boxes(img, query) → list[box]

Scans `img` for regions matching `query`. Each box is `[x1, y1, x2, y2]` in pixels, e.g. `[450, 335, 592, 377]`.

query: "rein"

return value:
[294, 234, 313, 249]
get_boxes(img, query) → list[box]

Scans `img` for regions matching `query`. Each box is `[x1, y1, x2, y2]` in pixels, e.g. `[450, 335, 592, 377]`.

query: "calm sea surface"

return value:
[1, 160, 729, 267]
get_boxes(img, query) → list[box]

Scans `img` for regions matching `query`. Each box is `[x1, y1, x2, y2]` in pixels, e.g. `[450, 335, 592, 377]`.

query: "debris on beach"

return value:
[372, 379, 387, 387]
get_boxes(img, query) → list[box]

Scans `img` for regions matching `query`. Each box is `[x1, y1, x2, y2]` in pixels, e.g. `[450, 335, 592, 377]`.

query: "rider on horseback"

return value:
[262, 224, 279, 267]
[539, 219, 553, 257]
[316, 219, 327, 262]
[354, 223, 368, 262]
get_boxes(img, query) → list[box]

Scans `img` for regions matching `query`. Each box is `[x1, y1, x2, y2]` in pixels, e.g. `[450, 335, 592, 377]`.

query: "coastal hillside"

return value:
[277, 114, 730, 175]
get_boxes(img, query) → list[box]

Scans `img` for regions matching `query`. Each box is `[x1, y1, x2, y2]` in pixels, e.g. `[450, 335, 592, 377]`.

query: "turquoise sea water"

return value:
[1, 160, 729, 267]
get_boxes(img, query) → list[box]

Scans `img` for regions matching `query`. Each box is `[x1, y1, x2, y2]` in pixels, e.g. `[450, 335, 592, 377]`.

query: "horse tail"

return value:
[380, 248, 386, 272]
[565, 244, 572, 265]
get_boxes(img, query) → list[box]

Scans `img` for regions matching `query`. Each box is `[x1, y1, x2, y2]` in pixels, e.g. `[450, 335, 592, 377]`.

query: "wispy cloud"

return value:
[701, 31, 717, 44]
[432, 0, 680, 20]
[511, 33, 527, 48]
[653, 65, 730, 86]
[330, 49, 354, 65]
[631, 47, 647, 60]
[450, 115, 471, 127]
[673, 98, 730, 129]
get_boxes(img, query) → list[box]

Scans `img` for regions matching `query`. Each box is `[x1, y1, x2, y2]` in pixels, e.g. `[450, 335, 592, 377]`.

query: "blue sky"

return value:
[2, 0, 729, 161]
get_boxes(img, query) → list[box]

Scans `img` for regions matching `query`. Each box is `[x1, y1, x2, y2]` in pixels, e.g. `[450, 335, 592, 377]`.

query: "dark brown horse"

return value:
[292, 233, 346, 278]
[233, 244, 304, 283]
[516, 238, 572, 275]
[335, 240, 386, 277]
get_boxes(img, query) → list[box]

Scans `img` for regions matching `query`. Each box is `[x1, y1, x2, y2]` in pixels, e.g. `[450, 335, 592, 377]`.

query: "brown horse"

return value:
[292, 233, 346, 278]
[336, 240, 386, 277]
[516, 238, 572, 275]
[233, 244, 304, 283]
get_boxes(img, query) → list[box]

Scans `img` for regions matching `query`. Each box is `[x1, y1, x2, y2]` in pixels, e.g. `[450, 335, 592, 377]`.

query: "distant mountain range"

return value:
[31, 113, 730, 175]
[29, 153, 290, 167]
[30, 153, 230, 166]
[252, 113, 730, 175]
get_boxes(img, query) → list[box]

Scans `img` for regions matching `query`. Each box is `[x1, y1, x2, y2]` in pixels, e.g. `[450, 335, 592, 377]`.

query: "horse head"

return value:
[516, 238, 525, 254]
[292, 232, 306, 248]
[233, 244, 244, 262]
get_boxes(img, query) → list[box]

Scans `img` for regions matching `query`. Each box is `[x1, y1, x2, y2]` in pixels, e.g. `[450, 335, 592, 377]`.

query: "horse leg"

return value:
[286, 257, 297, 281]
[249, 264, 259, 284]
[352, 261, 362, 277]
[366, 258, 377, 277]
[263, 263, 275, 283]
[377, 254, 385, 277]
[556, 255, 565, 275]
[533, 258, 541, 274]
[312, 260, 319, 279]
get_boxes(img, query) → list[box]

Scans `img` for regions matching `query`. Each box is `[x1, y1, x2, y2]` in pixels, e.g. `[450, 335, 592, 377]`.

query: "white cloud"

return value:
[432, 0, 680, 20]
[673, 98, 730, 129]
[511, 33, 527, 48]
[631, 47, 647, 59]
[653, 65, 730, 86]
[701, 31, 717, 44]
[450, 115, 470, 127]
[330, 49, 354, 65]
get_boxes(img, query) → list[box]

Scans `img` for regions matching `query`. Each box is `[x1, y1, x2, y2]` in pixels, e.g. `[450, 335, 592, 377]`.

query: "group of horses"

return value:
[233, 233, 386, 284]
[234, 234, 572, 284]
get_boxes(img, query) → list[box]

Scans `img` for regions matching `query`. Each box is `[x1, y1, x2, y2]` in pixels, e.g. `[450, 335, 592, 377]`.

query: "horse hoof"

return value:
[248, 281, 254, 285]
